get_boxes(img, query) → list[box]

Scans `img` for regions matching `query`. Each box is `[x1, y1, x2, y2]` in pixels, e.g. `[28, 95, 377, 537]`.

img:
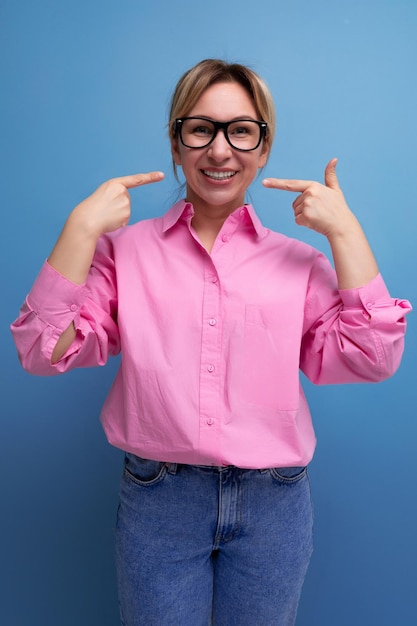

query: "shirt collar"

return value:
[161, 199, 268, 240]
[161, 200, 193, 232]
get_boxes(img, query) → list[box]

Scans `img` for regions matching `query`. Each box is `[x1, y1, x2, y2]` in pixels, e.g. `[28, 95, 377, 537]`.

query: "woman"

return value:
[11, 59, 411, 625]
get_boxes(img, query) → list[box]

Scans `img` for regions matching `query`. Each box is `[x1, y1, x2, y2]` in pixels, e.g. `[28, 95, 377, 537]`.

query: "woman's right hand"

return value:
[48, 171, 165, 362]
[70, 171, 165, 238]
[48, 170, 165, 285]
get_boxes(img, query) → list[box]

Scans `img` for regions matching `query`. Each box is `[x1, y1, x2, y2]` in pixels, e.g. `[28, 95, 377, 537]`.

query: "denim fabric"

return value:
[115, 454, 313, 626]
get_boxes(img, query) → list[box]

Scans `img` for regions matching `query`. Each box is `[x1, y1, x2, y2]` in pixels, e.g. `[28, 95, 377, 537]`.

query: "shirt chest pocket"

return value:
[240, 305, 301, 410]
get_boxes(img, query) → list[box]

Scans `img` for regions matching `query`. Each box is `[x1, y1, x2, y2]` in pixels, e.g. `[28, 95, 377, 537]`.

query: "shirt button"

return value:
[209, 318, 217, 326]
[221, 234, 229, 242]
[211, 276, 218, 283]
[206, 418, 214, 426]
[70, 304, 77, 312]
[366, 302, 373, 309]
[239, 209, 246, 217]
[207, 364, 215, 373]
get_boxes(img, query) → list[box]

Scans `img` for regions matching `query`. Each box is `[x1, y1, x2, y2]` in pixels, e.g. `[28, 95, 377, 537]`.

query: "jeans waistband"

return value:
[165, 462, 268, 475]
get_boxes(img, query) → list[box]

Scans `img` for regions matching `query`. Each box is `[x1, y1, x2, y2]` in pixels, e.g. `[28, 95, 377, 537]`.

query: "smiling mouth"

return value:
[202, 170, 237, 180]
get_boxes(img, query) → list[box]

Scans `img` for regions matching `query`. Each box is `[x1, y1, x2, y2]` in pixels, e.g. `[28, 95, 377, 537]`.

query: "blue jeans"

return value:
[115, 454, 313, 626]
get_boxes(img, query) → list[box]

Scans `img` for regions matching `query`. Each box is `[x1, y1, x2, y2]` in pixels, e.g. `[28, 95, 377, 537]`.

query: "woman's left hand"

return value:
[263, 158, 355, 239]
[263, 158, 379, 288]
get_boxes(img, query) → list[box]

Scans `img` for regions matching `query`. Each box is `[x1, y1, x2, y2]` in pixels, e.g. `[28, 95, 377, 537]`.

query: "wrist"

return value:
[67, 205, 103, 244]
[48, 211, 100, 285]
[325, 212, 362, 244]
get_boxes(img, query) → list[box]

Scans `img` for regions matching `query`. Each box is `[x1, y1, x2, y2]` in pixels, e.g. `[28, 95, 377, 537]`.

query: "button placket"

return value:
[199, 260, 222, 454]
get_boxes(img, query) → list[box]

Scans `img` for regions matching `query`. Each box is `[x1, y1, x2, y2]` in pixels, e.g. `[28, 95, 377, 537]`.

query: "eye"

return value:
[229, 121, 258, 138]
[232, 126, 250, 136]
[194, 126, 212, 136]
[188, 121, 214, 137]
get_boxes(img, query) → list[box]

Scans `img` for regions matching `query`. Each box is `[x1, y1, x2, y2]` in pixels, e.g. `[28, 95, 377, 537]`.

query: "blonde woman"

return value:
[11, 59, 411, 625]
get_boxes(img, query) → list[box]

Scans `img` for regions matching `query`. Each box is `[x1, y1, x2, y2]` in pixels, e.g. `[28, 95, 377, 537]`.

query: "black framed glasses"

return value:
[175, 117, 268, 152]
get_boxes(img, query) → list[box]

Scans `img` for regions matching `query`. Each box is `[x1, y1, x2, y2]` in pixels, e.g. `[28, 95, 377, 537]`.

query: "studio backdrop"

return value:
[1, 1, 416, 625]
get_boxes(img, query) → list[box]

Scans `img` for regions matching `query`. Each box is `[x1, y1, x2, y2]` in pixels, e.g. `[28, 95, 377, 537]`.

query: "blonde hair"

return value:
[168, 59, 276, 177]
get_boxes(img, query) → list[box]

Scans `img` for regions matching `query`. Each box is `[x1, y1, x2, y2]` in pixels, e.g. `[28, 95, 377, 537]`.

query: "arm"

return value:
[299, 256, 411, 384]
[263, 160, 411, 383]
[48, 171, 164, 362]
[263, 159, 378, 289]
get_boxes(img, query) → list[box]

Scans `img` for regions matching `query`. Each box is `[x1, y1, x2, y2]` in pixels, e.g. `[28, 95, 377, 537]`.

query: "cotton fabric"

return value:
[11, 201, 411, 468]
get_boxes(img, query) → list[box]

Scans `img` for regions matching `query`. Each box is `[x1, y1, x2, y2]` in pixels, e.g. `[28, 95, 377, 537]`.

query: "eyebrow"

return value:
[188, 115, 259, 122]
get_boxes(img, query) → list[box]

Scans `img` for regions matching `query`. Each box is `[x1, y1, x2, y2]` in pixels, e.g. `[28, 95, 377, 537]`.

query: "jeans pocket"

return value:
[268, 466, 307, 484]
[123, 453, 167, 486]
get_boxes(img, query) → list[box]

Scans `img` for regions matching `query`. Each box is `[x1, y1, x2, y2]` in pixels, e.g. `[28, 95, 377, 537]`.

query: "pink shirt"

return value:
[11, 201, 411, 468]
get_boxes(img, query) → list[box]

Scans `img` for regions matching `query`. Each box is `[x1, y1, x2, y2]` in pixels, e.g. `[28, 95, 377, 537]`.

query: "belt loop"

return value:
[166, 462, 178, 475]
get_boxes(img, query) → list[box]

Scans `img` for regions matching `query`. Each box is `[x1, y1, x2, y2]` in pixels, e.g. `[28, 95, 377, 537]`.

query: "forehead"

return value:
[187, 81, 259, 120]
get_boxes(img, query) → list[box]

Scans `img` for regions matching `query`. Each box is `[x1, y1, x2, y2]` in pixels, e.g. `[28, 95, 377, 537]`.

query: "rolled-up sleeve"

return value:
[11, 243, 120, 375]
[300, 267, 412, 385]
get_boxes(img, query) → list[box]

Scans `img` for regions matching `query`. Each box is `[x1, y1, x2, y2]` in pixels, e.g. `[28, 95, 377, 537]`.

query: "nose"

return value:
[207, 129, 233, 161]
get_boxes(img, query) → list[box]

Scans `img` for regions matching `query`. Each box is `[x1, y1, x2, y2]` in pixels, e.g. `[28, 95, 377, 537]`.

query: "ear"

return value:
[171, 138, 182, 166]
[258, 139, 270, 168]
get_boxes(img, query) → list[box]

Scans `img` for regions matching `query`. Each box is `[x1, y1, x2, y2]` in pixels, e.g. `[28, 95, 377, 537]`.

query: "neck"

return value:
[190, 210, 227, 254]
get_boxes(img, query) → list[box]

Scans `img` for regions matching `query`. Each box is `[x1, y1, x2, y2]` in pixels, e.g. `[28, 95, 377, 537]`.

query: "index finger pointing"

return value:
[262, 178, 312, 193]
[112, 171, 165, 189]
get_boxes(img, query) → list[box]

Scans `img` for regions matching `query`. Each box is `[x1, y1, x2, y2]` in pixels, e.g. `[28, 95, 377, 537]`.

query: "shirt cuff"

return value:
[26, 261, 89, 330]
[339, 273, 391, 311]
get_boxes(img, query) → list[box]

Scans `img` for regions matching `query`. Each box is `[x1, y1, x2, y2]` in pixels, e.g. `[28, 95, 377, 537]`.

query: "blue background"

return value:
[1, 1, 416, 624]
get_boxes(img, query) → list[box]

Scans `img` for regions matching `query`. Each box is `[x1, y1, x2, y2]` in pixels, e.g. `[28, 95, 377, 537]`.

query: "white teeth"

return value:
[203, 170, 236, 180]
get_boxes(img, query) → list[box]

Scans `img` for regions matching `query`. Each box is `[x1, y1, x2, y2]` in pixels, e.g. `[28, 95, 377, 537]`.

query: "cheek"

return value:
[180, 154, 202, 178]
[172, 144, 201, 171]
[242, 154, 265, 176]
